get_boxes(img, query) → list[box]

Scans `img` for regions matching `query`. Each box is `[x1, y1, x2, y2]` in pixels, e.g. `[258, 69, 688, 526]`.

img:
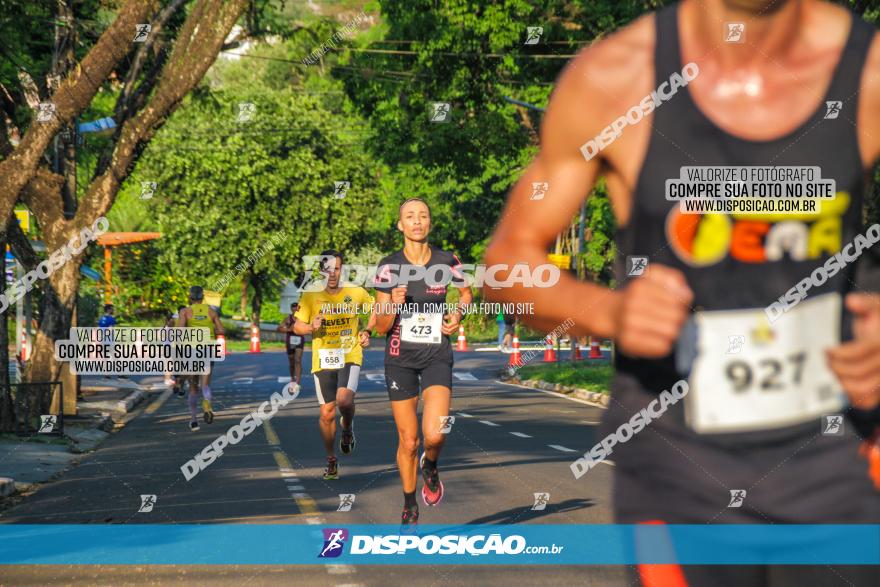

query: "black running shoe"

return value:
[340, 425, 356, 455]
[401, 504, 419, 525]
[323, 457, 339, 480]
[190, 420, 200, 432]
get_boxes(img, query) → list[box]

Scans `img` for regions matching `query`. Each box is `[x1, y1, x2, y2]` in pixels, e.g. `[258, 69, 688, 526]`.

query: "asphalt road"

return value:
[1, 347, 628, 586]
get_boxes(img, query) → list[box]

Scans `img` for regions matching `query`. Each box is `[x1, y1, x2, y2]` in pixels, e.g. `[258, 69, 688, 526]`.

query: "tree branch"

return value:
[0, 0, 160, 234]
[78, 0, 250, 224]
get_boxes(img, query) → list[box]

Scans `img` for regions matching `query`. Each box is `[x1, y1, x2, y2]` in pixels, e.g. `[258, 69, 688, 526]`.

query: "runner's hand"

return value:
[391, 286, 407, 305]
[359, 330, 371, 348]
[827, 293, 880, 410]
[442, 311, 461, 336]
[311, 314, 324, 331]
[610, 264, 693, 358]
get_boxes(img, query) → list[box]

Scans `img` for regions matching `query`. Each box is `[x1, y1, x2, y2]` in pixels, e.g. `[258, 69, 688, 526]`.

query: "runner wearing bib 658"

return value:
[485, 2, 880, 585]
[177, 286, 224, 432]
[372, 198, 473, 525]
[295, 250, 374, 481]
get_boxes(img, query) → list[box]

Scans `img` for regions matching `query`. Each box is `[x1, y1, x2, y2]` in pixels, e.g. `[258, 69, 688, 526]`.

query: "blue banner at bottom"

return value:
[0, 525, 877, 565]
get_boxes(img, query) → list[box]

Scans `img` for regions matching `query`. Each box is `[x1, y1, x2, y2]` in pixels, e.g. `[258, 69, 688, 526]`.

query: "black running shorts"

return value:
[313, 362, 360, 405]
[384, 361, 452, 401]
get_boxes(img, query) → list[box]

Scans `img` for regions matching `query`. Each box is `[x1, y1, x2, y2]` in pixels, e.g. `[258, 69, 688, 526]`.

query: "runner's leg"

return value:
[391, 397, 420, 493]
[294, 347, 303, 384]
[319, 401, 338, 459]
[421, 385, 451, 462]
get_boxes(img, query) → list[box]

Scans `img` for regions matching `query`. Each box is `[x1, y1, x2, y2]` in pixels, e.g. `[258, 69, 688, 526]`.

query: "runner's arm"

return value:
[209, 308, 224, 337]
[176, 308, 190, 328]
[372, 290, 395, 334]
[482, 52, 616, 337]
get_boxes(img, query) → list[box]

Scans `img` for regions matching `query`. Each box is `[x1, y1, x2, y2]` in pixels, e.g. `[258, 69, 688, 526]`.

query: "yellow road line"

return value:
[295, 496, 320, 515]
[272, 451, 292, 470]
[144, 388, 173, 415]
[264, 419, 280, 445]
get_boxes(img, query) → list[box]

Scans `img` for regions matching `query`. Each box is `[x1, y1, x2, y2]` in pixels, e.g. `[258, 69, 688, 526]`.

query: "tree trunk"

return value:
[0, 230, 11, 431]
[25, 257, 80, 416]
[251, 274, 262, 328]
[240, 277, 248, 319]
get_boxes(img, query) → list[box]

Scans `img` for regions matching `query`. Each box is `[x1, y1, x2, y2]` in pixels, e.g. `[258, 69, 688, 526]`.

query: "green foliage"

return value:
[109, 241, 189, 321]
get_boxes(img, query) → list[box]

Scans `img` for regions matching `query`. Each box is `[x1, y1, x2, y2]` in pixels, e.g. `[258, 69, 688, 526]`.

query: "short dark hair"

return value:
[319, 249, 343, 272]
[189, 285, 204, 301]
[103, 304, 114, 312]
[398, 198, 431, 218]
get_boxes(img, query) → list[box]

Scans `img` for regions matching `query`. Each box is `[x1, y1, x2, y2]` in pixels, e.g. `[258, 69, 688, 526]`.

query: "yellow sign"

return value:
[547, 253, 571, 270]
[203, 290, 222, 308]
[14, 209, 29, 233]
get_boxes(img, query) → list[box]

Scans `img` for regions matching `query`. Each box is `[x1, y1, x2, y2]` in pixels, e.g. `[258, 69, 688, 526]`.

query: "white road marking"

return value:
[233, 377, 254, 385]
[457, 412, 474, 418]
[293, 493, 309, 499]
[286, 485, 305, 491]
[453, 372, 478, 381]
[548, 444, 577, 453]
[510, 432, 532, 438]
[277, 376, 291, 383]
[479, 420, 500, 427]
[327, 565, 356, 574]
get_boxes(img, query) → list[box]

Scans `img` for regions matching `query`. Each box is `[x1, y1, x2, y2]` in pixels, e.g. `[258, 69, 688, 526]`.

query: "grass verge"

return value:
[516, 361, 614, 393]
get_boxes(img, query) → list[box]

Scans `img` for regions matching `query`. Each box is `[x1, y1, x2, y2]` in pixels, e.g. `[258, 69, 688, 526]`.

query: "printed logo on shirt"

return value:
[666, 191, 850, 267]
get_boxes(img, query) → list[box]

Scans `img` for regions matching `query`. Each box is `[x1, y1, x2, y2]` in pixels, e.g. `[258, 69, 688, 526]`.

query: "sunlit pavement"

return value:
[1, 349, 627, 586]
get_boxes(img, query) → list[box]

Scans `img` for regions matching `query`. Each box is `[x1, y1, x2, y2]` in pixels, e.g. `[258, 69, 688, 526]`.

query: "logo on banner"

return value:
[319, 528, 348, 558]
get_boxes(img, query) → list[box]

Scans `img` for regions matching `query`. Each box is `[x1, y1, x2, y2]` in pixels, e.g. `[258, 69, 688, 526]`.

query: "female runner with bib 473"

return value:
[372, 198, 473, 525]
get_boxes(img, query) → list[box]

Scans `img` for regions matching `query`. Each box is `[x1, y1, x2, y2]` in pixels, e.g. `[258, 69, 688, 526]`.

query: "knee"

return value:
[319, 407, 336, 424]
[424, 432, 445, 450]
[398, 434, 419, 457]
[336, 396, 353, 412]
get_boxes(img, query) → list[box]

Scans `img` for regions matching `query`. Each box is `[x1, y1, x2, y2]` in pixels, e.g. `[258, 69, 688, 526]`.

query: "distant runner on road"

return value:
[372, 198, 473, 525]
[295, 250, 374, 480]
[177, 286, 224, 431]
[277, 301, 305, 386]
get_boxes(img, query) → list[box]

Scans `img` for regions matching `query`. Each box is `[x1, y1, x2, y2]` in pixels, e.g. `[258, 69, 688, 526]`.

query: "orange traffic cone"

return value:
[217, 334, 227, 357]
[20, 327, 28, 362]
[456, 324, 468, 351]
[588, 337, 602, 359]
[573, 340, 582, 360]
[508, 335, 521, 367]
[543, 337, 557, 362]
[249, 326, 261, 353]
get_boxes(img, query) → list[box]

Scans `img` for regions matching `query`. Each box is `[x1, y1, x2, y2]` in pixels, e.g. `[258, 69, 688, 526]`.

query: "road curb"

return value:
[115, 389, 145, 413]
[500, 376, 609, 407]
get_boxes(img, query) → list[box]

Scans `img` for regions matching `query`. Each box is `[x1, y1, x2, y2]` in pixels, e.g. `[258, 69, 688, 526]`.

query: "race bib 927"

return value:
[683, 293, 845, 434]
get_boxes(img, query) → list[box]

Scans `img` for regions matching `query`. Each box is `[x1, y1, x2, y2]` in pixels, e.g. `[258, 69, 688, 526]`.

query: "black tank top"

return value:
[611, 3, 877, 441]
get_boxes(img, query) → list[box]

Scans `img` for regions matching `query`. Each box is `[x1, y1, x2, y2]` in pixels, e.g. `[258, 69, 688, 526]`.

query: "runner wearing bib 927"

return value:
[485, 2, 880, 585]
[372, 198, 473, 525]
[295, 250, 374, 481]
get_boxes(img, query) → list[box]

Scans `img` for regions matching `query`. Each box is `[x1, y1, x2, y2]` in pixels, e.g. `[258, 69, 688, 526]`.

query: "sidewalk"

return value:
[0, 376, 161, 499]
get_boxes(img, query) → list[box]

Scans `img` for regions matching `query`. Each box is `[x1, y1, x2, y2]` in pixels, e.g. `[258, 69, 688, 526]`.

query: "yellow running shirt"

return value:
[187, 303, 215, 337]
[295, 287, 373, 372]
